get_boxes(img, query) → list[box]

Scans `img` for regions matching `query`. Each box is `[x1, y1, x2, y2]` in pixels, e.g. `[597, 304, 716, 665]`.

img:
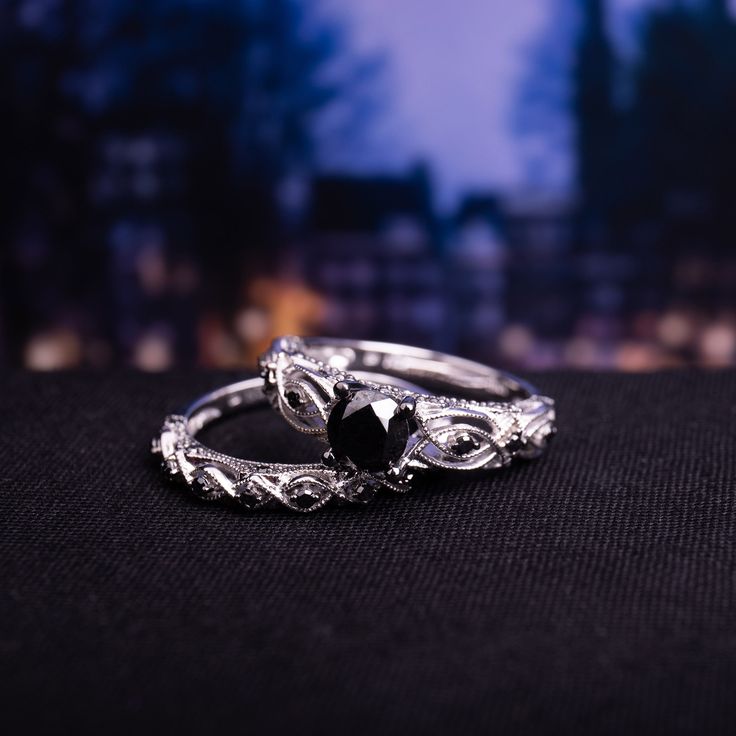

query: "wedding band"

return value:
[151, 375, 427, 513]
[259, 337, 556, 492]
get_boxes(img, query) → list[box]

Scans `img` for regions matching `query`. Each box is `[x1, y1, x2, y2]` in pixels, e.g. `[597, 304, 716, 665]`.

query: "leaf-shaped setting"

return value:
[274, 356, 337, 434]
[281, 379, 322, 417]
[415, 411, 502, 470]
[232, 477, 267, 510]
[189, 462, 240, 500]
[280, 475, 333, 513]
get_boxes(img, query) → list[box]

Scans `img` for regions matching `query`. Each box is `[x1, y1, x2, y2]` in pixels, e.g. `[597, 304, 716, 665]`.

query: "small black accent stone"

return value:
[505, 434, 524, 453]
[327, 389, 410, 472]
[285, 390, 304, 409]
[451, 434, 481, 456]
[348, 478, 380, 503]
[191, 468, 219, 497]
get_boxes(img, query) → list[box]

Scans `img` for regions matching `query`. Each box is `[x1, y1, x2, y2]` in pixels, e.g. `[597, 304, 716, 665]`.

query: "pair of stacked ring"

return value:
[152, 336, 556, 513]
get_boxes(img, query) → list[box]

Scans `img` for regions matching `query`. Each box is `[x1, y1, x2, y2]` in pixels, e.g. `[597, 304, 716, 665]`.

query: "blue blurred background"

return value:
[3, 0, 736, 370]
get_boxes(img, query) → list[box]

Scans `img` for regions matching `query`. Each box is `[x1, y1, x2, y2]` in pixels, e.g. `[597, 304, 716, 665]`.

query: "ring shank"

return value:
[299, 337, 536, 401]
[185, 378, 265, 435]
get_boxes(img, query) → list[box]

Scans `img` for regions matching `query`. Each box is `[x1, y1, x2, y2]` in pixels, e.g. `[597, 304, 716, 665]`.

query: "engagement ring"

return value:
[259, 336, 556, 494]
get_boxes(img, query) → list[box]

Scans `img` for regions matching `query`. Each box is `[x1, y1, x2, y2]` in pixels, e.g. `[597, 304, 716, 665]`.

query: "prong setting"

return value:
[321, 449, 338, 467]
[259, 360, 278, 387]
[334, 380, 363, 398]
[334, 381, 351, 398]
[396, 396, 417, 417]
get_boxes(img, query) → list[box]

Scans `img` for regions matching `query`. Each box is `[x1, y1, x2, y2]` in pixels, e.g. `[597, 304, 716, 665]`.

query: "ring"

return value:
[258, 337, 556, 492]
[150, 375, 428, 513]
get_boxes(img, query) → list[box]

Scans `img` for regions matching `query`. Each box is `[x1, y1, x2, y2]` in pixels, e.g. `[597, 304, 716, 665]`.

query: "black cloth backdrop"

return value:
[2, 370, 736, 734]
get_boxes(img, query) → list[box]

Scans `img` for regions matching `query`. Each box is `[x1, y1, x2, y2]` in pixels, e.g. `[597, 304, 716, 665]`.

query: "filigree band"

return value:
[151, 378, 402, 512]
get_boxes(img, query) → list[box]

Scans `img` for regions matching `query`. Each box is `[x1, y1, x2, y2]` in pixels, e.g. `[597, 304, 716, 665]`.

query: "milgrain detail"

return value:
[152, 413, 384, 513]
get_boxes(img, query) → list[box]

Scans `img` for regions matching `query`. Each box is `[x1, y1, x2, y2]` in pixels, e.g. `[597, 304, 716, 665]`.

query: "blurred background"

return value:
[3, 0, 736, 371]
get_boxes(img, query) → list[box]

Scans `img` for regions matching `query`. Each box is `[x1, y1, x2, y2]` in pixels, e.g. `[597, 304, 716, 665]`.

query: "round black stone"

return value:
[191, 468, 219, 498]
[505, 433, 524, 453]
[327, 389, 410, 472]
[346, 477, 380, 504]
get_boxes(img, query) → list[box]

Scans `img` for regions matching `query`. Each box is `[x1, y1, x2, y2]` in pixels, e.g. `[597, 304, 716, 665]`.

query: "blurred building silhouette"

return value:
[3, 0, 736, 369]
[0, 0, 372, 368]
[301, 167, 446, 349]
[448, 195, 506, 359]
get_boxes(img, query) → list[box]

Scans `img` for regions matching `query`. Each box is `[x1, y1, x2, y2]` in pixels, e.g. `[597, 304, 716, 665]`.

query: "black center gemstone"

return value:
[327, 389, 410, 472]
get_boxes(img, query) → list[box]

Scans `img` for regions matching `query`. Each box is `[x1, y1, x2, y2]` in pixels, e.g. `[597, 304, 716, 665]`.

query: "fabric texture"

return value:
[1, 369, 735, 734]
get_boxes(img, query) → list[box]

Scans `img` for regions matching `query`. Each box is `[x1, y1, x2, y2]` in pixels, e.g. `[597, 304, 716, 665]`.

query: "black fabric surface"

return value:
[2, 370, 736, 734]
